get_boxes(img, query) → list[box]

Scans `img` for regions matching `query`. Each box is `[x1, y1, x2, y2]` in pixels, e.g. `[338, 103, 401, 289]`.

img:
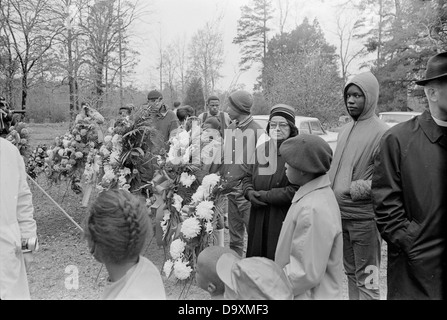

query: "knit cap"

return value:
[279, 134, 333, 174]
[147, 90, 162, 100]
[228, 90, 253, 115]
[268, 104, 295, 124]
[202, 117, 221, 130]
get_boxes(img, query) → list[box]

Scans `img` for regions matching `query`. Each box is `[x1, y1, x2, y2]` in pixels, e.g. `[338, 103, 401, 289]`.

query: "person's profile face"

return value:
[225, 105, 239, 120]
[119, 109, 130, 117]
[285, 163, 303, 185]
[147, 98, 161, 109]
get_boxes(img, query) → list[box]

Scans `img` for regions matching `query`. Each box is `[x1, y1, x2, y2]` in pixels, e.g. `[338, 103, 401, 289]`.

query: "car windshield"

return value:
[380, 114, 415, 123]
[309, 120, 326, 135]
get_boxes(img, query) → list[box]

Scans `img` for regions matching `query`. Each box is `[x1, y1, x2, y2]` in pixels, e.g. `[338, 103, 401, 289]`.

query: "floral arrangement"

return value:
[162, 172, 226, 282]
[26, 144, 48, 180]
[156, 120, 229, 283]
[92, 105, 165, 197]
[39, 116, 104, 193]
[6, 122, 31, 158]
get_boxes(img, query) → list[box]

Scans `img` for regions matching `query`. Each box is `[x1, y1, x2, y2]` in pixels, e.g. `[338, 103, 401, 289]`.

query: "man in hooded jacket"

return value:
[328, 71, 389, 300]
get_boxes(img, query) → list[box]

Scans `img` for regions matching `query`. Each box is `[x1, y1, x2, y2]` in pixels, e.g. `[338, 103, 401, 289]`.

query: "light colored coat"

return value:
[275, 174, 344, 300]
[102, 256, 166, 300]
[0, 137, 37, 299]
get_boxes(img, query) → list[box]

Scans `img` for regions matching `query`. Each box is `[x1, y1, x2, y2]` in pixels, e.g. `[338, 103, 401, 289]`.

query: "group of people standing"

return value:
[195, 51, 447, 301]
[1, 50, 446, 300]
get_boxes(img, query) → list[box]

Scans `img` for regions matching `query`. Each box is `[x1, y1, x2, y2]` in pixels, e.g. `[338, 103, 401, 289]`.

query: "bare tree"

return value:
[162, 42, 179, 105]
[77, 0, 140, 110]
[333, 6, 367, 82]
[0, 3, 20, 105]
[189, 19, 224, 100]
[173, 35, 189, 100]
[1, 0, 63, 110]
[277, 0, 290, 35]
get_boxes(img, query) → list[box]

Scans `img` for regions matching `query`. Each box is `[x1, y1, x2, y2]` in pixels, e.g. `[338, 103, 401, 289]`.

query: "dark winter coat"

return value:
[372, 110, 447, 299]
[241, 140, 298, 260]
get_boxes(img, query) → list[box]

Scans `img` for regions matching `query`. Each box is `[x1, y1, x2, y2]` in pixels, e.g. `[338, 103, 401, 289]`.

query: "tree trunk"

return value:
[68, 28, 75, 123]
[21, 74, 27, 111]
[96, 63, 104, 110]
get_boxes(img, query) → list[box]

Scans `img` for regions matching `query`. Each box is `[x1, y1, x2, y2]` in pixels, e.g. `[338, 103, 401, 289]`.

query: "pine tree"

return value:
[183, 77, 205, 115]
[233, 0, 274, 71]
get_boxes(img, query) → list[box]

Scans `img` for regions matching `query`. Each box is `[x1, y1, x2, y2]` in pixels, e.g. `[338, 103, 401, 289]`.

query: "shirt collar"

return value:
[432, 115, 447, 127]
[235, 115, 253, 129]
[292, 173, 331, 203]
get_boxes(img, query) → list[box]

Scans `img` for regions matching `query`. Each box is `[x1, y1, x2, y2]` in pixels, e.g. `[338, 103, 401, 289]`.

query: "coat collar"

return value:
[419, 110, 447, 149]
[292, 173, 331, 203]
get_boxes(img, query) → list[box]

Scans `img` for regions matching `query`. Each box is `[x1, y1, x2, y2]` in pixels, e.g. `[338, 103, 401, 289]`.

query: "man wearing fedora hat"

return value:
[371, 51, 447, 299]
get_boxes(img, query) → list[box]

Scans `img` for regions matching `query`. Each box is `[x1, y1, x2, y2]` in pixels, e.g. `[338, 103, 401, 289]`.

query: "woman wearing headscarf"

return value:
[241, 104, 299, 259]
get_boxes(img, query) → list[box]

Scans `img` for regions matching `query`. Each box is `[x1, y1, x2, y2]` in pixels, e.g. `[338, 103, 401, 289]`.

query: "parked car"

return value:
[379, 111, 422, 127]
[252, 115, 338, 152]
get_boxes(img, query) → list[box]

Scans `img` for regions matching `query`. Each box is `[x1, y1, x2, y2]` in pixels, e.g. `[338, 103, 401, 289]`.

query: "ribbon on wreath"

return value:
[150, 169, 174, 247]
[81, 154, 102, 207]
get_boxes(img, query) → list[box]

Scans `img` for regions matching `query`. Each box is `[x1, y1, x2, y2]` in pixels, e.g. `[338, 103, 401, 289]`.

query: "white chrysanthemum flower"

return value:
[62, 139, 70, 148]
[120, 167, 131, 176]
[202, 173, 220, 190]
[112, 134, 121, 146]
[102, 169, 116, 183]
[99, 146, 110, 157]
[118, 174, 127, 186]
[182, 146, 191, 164]
[167, 145, 182, 165]
[109, 151, 120, 165]
[104, 134, 113, 142]
[181, 217, 201, 239]
[170, 239, 186, 260]
[178, 130, 190, 147]
[172, 194, 183, 212]
[173, 259, 193, 280]
[196, 201, 214, 221]
[58, 149, 64, 157]
[205, 221, 213, 234]
[191, 185, 206, 203]
[163, 259, 174, 278]
[180, 172, 196, 188]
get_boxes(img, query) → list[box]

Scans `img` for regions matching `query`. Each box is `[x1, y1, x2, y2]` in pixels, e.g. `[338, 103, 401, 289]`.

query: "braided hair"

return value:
[83, 189, 152, 264]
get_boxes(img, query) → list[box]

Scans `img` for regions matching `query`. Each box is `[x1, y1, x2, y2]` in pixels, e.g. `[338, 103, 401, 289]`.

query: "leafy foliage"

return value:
[183, 77, 205, 115]
[262, 18, 345, 126]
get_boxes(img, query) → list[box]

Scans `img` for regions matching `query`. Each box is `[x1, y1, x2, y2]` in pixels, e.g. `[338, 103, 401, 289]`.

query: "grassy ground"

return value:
[25, 122, 387, 300]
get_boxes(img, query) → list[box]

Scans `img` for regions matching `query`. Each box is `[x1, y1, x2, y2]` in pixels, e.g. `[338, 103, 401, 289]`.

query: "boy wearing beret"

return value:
[274, 134, 343, 300]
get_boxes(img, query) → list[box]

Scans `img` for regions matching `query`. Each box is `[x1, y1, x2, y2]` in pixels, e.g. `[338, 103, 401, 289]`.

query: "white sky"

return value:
[129, 0, 368, 92]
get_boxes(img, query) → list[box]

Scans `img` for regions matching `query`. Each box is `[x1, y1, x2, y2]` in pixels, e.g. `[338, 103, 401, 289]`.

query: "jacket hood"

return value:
[344, 72, 379, 121]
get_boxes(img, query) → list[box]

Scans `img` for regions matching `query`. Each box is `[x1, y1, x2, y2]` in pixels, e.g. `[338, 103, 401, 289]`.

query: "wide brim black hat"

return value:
[415, 51, 447, 86]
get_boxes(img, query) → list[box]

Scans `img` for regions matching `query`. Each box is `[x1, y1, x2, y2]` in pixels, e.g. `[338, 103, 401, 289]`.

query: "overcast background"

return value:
[127, 0, 365, 92]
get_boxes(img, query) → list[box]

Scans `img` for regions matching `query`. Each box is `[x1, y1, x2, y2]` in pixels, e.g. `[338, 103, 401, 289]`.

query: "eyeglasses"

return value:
[269, 121, 289, 129]
[346, 93, 364, 99]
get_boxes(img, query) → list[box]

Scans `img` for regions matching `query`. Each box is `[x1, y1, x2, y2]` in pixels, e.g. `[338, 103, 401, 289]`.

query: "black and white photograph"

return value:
[0, 0, 446, 304]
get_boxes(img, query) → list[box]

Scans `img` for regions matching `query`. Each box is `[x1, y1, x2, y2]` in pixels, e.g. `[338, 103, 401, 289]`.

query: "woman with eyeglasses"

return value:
[241, 104, 299, 260]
